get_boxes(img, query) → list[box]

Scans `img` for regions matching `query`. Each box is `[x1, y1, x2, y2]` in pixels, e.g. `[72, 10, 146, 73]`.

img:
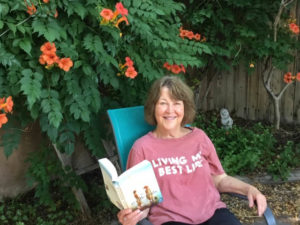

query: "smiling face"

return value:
[154, 87, 184, 134]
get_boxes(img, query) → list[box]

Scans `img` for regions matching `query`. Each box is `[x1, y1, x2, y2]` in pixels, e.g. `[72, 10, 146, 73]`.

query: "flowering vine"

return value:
[287, 17, 300, 35]
[24, 0, 37, 15]
[289, 22, 299, 34]
[163, 62, 186, 74]
[118, 57, 138, 79]
[24, 0, 57, 18]
[283, 72, 300, 83]
[99, 2, 129, 30]
[0, 96, 14, 128]
[179, 27, 206, 42]
[39, 42, 73, 72]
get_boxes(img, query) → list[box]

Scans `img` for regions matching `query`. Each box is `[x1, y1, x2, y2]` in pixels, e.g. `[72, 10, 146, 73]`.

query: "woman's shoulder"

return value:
[132, 131, 153, 148]
[190, 126, 207, 136]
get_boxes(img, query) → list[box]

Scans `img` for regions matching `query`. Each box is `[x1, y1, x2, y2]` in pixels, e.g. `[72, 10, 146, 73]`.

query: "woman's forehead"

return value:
[158, 87, 182, 101]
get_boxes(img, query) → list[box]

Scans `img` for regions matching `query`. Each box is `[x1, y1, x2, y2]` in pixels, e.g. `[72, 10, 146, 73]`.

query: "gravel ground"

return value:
[222, 180, 300, 225]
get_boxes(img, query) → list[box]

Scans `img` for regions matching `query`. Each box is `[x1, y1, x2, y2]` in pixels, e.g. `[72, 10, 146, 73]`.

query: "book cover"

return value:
[98, 158, 163, 210]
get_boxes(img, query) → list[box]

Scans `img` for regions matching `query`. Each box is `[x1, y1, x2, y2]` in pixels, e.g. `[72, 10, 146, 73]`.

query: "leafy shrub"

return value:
[267, 141, 300, 181]
[193, 113, 279, 176]
[0, 193, 75, 225]
[194, 112, 300, 180]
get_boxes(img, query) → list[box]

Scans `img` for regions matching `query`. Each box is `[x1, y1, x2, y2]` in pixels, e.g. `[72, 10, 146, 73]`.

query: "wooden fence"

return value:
[194, 62, 300, 125]
[194, 1, 300, 125]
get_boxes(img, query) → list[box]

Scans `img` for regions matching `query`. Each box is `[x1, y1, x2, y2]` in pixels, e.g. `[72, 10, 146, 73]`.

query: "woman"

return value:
[117, 76, 267, 225]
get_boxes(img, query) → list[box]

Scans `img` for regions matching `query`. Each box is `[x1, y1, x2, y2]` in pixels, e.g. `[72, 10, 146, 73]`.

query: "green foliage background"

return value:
[0, 0, 209, 157]
[0, 0, 299, 207]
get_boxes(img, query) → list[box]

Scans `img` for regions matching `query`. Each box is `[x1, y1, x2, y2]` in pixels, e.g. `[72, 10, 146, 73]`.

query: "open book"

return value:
[98, 158, 163, 210]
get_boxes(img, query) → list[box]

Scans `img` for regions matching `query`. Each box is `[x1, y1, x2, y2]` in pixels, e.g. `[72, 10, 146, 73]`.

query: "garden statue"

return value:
[220, 108, 233, 129]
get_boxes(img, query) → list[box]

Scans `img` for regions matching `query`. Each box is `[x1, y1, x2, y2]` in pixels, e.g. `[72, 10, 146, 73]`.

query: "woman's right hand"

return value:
[117, 208, 149, 225]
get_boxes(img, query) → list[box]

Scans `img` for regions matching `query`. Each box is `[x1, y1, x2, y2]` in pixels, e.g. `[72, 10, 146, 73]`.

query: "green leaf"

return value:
[70, 102, 80, 119]
[32, 19, 66, 42]
[0, 128, 22, 158]
[0, 45, 18, 67]
[101, 26, 121, 41]
[50, 72, 60, 86]
[20, 70, 42, 109]
[132, 0, 142, 8]
[201, 44, 212, 55]
[0, 4, 9, 18]
[48, 110, 63, 128]
[68, 2, 87, 20]
[41, 90, 63, 128]
[80, 110, 90, 122]
[19, 38, 32, 56]
[110, 77, 119, 89]
[82, 64, 93, 76]
[74, 60, 82, 69]
[6, 22, 16, 35]
[0, 20, 3, 29]
[41, 98, 51, 113]
[64, 142, 75, 155]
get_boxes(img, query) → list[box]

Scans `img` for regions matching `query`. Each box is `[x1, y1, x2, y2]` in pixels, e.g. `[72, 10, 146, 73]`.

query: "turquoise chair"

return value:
[107, 106, 277, 225]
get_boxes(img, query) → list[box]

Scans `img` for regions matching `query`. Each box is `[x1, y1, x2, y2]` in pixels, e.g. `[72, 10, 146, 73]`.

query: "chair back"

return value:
[107, 106, 155, 171]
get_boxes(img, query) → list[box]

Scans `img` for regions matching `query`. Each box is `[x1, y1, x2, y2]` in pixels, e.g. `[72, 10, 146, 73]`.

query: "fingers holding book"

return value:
[117, 208, 149, 225]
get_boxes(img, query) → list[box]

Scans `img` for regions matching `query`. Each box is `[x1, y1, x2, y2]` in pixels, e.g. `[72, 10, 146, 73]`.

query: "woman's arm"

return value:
[213, 173, 267, 216]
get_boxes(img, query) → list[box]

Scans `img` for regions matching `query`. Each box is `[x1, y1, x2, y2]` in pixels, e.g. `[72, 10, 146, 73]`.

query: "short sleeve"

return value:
[126, 142, 146, 169]
[201, 131, 224, 175]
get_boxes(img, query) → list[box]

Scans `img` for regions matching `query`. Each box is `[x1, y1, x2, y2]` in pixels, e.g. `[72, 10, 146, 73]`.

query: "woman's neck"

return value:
[153, 127, 190, 139]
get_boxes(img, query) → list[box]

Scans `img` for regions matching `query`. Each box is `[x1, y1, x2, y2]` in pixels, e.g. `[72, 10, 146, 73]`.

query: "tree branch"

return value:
[274, 0, 296, 42]
[0, 16, 32, 38]
[278, 81, 294, 99]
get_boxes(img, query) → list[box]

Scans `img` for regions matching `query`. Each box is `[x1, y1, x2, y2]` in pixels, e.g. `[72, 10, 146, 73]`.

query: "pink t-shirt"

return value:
[127, 127, 226, 225]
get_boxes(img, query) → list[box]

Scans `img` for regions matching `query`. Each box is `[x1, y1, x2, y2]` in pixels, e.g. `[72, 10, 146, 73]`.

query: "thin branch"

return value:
[278, 81, 294, 99]
[233, 44, 242, 59]
[283, 0, 295, 7]
[274, 3, 284, 42]
[0, 16, 32, 38]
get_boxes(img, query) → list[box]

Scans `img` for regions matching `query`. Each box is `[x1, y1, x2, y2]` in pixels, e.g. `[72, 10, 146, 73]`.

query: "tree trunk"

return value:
[273, 97, 281, 130]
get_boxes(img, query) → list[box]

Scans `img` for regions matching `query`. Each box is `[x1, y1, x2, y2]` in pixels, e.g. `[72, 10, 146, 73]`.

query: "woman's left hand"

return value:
[247, 186, 267, 216]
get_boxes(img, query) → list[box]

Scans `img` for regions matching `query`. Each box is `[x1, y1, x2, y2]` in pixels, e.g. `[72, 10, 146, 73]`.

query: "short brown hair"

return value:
[144, 76, 196, 126]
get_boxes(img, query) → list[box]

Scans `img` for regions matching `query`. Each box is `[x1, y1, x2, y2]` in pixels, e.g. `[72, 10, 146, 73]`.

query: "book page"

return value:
[99, 158, 124, 209]
[116, 160, 163, 210]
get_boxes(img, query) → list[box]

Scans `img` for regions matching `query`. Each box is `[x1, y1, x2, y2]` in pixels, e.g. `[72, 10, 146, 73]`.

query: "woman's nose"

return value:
[166, 104, 174, 112]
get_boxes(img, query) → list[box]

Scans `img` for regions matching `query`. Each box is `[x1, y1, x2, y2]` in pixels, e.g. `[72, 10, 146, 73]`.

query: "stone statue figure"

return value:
[220, 108, 233, 129]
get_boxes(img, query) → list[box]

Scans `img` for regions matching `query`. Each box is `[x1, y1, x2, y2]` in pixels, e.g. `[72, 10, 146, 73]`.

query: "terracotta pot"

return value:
[0, 123, 42, 199]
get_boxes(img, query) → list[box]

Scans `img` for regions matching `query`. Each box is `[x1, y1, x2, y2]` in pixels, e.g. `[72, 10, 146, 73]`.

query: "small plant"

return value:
[1, 193, 75, 225]
[26, 146, 87, 209]
[267, 141, 300, 181]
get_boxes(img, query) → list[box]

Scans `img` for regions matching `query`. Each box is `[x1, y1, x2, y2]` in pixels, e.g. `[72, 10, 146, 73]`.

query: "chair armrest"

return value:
[228, 193, 277, 225]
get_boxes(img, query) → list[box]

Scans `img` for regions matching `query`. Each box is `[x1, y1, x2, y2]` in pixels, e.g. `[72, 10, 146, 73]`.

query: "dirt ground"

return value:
[221, 180, 300, 225]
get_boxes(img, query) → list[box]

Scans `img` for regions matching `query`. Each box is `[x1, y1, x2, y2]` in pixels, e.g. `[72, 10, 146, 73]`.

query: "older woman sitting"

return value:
[117, 76, 267, 225]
